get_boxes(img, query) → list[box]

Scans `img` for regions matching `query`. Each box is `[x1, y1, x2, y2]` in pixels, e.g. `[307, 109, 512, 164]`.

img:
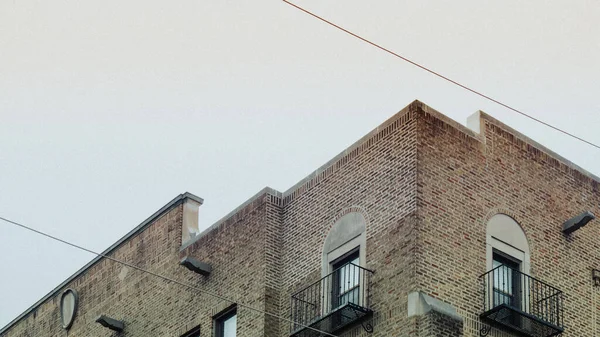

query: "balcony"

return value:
[290, 262, 374, 337]
[480, 265, 564, 337]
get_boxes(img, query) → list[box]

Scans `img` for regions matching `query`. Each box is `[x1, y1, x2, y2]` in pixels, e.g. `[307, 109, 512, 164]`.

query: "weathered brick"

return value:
[3, 100, 598, 337]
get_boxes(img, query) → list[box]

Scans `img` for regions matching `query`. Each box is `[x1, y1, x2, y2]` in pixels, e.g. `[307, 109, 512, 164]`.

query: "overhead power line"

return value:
[0, 216, 338, 337]
[282, 0, 600, 150]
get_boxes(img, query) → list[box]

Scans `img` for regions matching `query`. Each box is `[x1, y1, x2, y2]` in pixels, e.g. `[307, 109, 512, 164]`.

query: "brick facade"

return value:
[415, 104, 600, 337]
[2, 100, 599, 337]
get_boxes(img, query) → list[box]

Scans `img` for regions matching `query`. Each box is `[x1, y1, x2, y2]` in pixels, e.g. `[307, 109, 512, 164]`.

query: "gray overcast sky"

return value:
[1, 0, 599, 328]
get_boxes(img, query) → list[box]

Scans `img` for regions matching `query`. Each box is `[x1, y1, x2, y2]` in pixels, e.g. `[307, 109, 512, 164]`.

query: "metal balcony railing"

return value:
[480, 265, 564, 337]
[290, 262, 374, 337]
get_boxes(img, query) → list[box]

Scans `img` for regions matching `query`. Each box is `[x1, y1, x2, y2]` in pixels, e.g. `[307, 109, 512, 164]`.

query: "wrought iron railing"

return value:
[480, 265, 564, 337]
[290, 262, 374, 336]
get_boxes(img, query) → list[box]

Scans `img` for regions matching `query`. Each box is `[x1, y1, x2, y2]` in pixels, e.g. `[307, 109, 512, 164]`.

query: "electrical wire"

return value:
[0, 216, 338, 337]
[282, 0, 600, 150]
[4, 5, 595, 334]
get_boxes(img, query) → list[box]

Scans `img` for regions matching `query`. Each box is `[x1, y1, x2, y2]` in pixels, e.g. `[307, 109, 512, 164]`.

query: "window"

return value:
[322, 211, 367, 279]
[290, 210, 374, 336]
[485, 214, 530, 275]
[214, 306, 237, 337]
[481, 214, 564, 337]
[331, 250, 360, 309]
[180, 326, 200, 337]
[492, 251, 521, 308]
[485, 214, 530, 314]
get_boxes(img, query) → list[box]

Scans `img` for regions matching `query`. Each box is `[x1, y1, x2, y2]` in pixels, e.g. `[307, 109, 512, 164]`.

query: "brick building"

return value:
[2, 100, 599, 337]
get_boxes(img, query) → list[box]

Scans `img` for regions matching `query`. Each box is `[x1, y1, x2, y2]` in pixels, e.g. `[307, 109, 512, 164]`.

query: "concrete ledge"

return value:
[407, 291, 463, 322]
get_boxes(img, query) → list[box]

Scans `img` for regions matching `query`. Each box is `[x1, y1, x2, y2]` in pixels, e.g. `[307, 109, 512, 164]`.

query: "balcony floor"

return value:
[290, 303, 372, 337]
[480, 304, 564, 337]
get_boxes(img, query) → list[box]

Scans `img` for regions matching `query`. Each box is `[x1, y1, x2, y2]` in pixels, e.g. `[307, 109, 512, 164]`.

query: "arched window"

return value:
[290, 211, 372, 335]
[320, 211, 367, 312]
[482, 214, 563, 335]
[486, 214, 530, 274]
[485, 214, 531, 314]
[322, 212, 367, 277]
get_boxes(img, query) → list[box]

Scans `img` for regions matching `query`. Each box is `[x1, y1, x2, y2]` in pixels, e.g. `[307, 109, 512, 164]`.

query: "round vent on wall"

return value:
[60, 289, 78, 329]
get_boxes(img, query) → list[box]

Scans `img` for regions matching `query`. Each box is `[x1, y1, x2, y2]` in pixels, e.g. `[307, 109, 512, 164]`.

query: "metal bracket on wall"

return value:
[479, 311, 500, 337]
[349, 306, 374, 333]
[360, 320, 374, 334]
[593, 269, 600, 287]
[479, 324, 492, 337]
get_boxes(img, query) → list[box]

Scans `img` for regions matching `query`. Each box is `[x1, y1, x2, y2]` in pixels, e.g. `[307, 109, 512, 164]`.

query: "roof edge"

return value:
[420, 104, 600, 184]
[0, 192, 203, 334]
[477, 110, 600, 183]
[282, 100, 421, 198]
[180, 101, 424, 250]
[417, 100, 482, 141]
[180, 187, 282, 251]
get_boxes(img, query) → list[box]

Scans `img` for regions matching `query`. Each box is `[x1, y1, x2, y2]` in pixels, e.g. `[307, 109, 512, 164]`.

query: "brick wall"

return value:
[180, 192, 273, 337]
[3, 203, 189, 337]
[417, 311, 463, 337]
[415, 105, 600, 336]
[278, 104, 419, 337]
[2, 193, 278, 337]
[4, 100, 599, 337]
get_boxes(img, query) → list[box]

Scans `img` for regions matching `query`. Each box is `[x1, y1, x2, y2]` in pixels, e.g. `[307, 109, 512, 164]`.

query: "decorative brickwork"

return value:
[323, 206, 370, 240]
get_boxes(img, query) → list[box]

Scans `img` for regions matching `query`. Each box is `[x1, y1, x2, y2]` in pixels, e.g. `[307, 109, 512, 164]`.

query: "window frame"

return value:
[492, 251, 522, 307]
[331, 249, 360, 309]
[492, 250, 521, 269]
[180, 325, 200, 337]
[331, 247, 360, 270]
[214, 305, 237, 337]
[485, 214, 530, 275]
[322, 211, 367, 278]
[325, 235, 365, 275]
